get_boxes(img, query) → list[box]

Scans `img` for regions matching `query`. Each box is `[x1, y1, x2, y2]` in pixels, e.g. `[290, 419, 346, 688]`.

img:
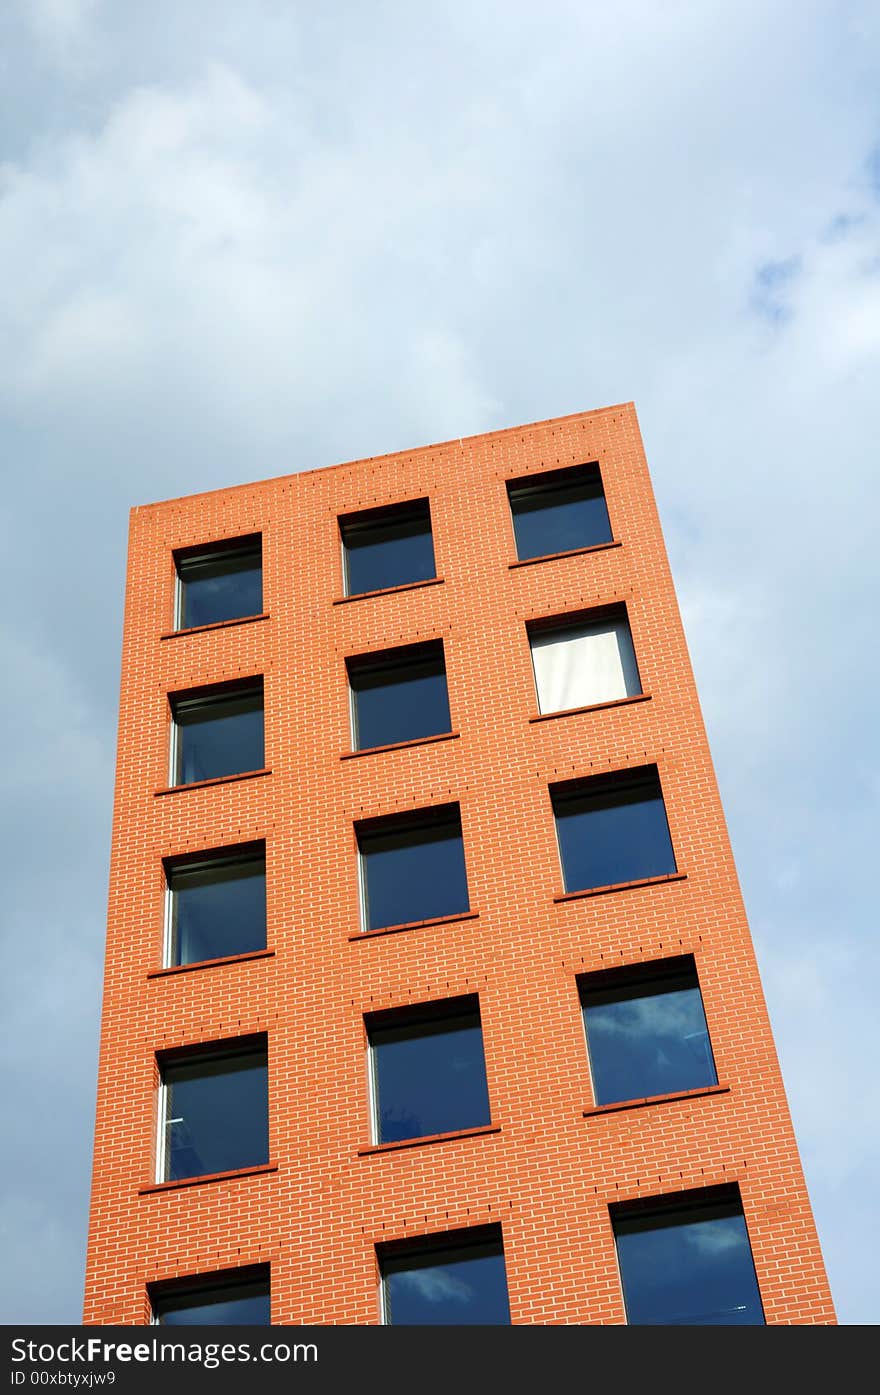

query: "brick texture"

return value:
[83, 402, 835, 1325]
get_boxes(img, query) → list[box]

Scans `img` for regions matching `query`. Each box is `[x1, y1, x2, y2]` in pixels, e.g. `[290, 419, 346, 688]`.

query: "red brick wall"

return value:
[83, 402, 835, 1324]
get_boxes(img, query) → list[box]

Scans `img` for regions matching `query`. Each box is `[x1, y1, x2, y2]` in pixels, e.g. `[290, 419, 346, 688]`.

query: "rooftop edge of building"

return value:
[131, 400, 639, 516]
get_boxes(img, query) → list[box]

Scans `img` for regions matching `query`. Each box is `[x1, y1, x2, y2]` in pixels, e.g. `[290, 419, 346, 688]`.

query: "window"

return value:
[348, 641, 451, 751]
[552, 766, 676, 893]
[157, 1039, 268, 1182]
[151, 1267, 271, 1326]
[580, 956, 717, 1106]
[174, 536, 262, 630]
[357, 804, 469, 932]
[164, 844, 266, 967]
[367, 996, 491, 1144]
[340, 498, 435, 596]
[507, 462, 612, 561]
[170, 680, 264, 786]
[529, 607, 641, 714]
[379, 1226, 510, 1325]
[613, 1187, 765, 1325]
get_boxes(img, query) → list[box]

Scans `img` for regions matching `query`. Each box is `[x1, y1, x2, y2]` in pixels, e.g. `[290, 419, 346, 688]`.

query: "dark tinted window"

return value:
[160, 1043, 268, 1181]
[553, 767, 676, 892]
[166, 848, 266, 967]
[508, 464, 611, 561]
[582, 958, 717, 1105]
[176, 538, 262, 629]
[381, 1230, 510, 1325]
[152, 1270, 270, 1326]
[614, 1191, 765, 1325]
[341, 499, 435, 596]
[172, 684, 264, 785]
[369, 998, 490, 1144]
[349, 642, 451, 750]
[358, 806, 469, 931]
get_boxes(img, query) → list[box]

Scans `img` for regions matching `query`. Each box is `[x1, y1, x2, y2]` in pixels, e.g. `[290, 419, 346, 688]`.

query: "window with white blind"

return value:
[529, 609, 641, 715]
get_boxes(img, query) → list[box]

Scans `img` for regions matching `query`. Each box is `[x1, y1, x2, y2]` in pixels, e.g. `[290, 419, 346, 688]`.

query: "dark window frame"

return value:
[579, 954, 718, 1106]
[526, 599, 630, 639]
[162, 841, 267, 968]
[156, 1034, 269, 1184]
[346, 639, 451, 751]
[168, 678, 265, 787]
[149, 1263, 270, 1326]
[506, 461, 613, 562]
[339, 497, 436, 597]
[611, 1184, 765, 1326]
[550, 764, 677, 894]
[173, 534, 263, 631]
[365, 993, 491, 1145]
[377, 1223, 510, 1326]
[355, 802, 470, 933]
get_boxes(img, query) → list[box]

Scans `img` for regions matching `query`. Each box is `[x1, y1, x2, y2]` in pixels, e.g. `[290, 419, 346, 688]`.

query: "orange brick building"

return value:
[84, 403, 834, 1325]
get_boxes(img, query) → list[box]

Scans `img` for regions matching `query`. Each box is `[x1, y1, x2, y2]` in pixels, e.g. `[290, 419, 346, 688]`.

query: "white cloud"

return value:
[396, 1267, 474, 1305]
[23, 0, 99, 45]
[0, 60, 501, 468]
[687, 1221, 746, 1258]
[16, 0, 103, 78]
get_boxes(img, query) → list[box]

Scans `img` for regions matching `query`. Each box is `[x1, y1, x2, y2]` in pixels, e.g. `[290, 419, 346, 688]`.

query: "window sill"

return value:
[357, 1124, 500, 1157]
[508, 540, 621, 569]
[341, 731, 459, 760]
[154, 768, 271, 796]
[583, 1085, 729, 1118]
[530, 694, 651, 723]
[160, 613, 269, 640]
[139, 1162, 278, 1195]
[333, 576, 444, 605]
[147, 949, 274, 980]
[348, 909, 479, 941]
[553, 872, 687, 903]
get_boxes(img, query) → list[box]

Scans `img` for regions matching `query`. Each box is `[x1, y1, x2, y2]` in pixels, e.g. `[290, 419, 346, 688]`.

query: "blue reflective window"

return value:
[172, 684, 264, 785]
[553, 767, 676, 892]
[341, 499, 435, 596]
[381, 1230, 510, 1325]
[508, 464, 612, 561]
[358, 806, 469, 931]
[349, 642, 451, 751]
[369, 998, 491, 1144]
[161, 1043, 268, 1181]
[166, 848, 266, 967]
[176, 537, 262, 630]
[614, 1191, 765, 1325]
[153, 1270, 270, 1325]
[582, 958, 717, 1106]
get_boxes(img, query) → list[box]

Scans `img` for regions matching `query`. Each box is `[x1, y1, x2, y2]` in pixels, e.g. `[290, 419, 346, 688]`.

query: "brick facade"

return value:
[83, 402, 835, 1324]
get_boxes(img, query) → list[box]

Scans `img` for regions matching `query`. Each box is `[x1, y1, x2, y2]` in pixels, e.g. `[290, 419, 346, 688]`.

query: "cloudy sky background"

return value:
[1, 0, 877, 1324]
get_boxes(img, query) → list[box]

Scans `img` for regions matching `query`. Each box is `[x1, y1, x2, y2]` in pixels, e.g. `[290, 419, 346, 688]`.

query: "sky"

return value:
[0, 0, 877, 1325]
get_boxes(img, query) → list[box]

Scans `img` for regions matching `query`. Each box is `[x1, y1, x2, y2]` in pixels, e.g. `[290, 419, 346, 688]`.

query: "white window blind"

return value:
[530, 616, 641, 714]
